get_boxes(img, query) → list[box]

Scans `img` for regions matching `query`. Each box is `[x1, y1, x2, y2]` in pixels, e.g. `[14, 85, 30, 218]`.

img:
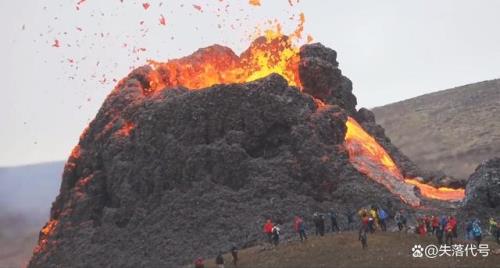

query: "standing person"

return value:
[263, 219, 274, 244]
[318, 214, 326, 236]
[272, 223, 281, 246]
[466, 220, 473, 240]
[370, 206, 379, 230]
[359, 227, 368, 249]
[445, 220, 454, 245]
[313, 212, 321, 236]
[418, 217, 427, 237]
[359, 214, 369, 249]
[449, 216, 458, 238]
[231, 246, 238, 267]
[495, 218, 500, 244]
[194, 257, 205, 268]
[368, 215, 375, 233]
[436, 224, 444, 245]
[215, 252, 224, 268]
[489, 217, 497, 235]
[377, 207, 388, 232]
[394, 210, 404, 231]
[330, 210, 339, 233]
[472, 220, 482, 246]
[424, 215, 432, 236]
[294, 216, 307, 241]
[431, 216, 439, 235]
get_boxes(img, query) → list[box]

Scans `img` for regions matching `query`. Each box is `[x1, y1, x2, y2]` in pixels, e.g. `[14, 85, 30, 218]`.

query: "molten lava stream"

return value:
[405, 179, 465, 202]
[344, 117, 465, 204]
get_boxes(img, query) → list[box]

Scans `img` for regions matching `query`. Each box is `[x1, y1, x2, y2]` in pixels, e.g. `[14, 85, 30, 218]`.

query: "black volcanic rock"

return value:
[299, 43, 357, 114]
[462, 157, 500, 218]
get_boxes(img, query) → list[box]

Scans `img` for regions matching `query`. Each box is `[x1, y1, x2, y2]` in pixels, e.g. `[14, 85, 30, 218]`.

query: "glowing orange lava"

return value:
[345, 117, 465, 203]
[405, 179, 465, 202]
[34, 219, 58, 254]
[116, 121, 136, 137]
[146, 27, 302, 93]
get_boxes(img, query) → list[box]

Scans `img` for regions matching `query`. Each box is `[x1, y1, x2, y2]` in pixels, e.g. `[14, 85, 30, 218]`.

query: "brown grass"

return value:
[203, 231, 500, 268]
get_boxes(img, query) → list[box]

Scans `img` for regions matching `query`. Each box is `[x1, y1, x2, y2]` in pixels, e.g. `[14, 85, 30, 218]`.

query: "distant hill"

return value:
[0, 161, 64, 219]
[0, 161, 64, 268]
[373, 79, 500, 180]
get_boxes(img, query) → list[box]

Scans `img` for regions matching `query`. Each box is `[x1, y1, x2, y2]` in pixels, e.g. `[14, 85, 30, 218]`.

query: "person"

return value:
[472, 220, 482, 246]
[377, 207, 388, 232]
[418, 217, 427, 237]
[215, 252, 224, 268]
[272, 223, 281, 246]
[359, 226, 368, 249]
[424, 215, 432, 236]
[330, 210, 339, 233]
[313, 212, 321, 236]
[445, 220, 454, 245]
[431, 215, 439, 235]
[394, 210, 404, 231]
[231, 246, 238, 267]
[370, 206, 379, 230]
[495, 218, 500, 244]
[294, 216, 307, 241]
[263, 219, 274, 244]
[318, 214, 326, 236]
[489, 217, 498, 235]
[368, 215, 375, 233]
[449, 216, 458, 238]
[194, 257, 205, 268]
[436, 223, 444, 245]
[466, 220, 473, 240]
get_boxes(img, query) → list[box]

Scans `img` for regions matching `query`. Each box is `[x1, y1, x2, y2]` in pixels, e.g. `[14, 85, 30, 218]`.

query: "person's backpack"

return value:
[472, 224, 482, 237]
[272, 226, 280, 236]
[379, 209, 388, 220]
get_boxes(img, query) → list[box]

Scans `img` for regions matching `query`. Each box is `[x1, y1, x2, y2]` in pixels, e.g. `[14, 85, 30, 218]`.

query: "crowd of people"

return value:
[192, 208, 500, 267]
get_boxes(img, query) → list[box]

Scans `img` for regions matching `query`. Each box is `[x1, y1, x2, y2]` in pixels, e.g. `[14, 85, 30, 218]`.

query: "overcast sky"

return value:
[1, 0, 499, 167]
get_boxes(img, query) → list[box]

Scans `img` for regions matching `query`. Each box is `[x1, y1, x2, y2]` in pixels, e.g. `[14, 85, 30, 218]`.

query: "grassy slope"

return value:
[372, 79, 500, 180]
[204, 231, 500, 268]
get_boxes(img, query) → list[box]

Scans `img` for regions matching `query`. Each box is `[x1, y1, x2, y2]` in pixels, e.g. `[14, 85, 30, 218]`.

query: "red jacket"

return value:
[432, 217, 439, 227]
[294, 218, 302, 232]
[264, 222, 273, 234]
[449, 217, 457, 228]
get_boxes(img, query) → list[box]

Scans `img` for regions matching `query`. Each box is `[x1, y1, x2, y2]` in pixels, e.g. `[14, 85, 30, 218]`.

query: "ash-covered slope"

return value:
[373, 79, 500, 180]
[29, 43, 420, 267]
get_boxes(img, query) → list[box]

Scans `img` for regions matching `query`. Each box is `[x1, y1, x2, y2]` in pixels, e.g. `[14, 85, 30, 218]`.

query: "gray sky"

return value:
[1, 0, 499, 166]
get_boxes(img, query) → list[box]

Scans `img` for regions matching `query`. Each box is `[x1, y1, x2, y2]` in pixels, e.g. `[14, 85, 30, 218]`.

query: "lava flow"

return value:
[345, 117, 465, 203]
[405, 179, 465, 202]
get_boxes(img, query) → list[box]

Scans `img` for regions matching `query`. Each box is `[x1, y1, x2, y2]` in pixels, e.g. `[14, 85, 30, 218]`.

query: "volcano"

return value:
[30, 35, 468, 267]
